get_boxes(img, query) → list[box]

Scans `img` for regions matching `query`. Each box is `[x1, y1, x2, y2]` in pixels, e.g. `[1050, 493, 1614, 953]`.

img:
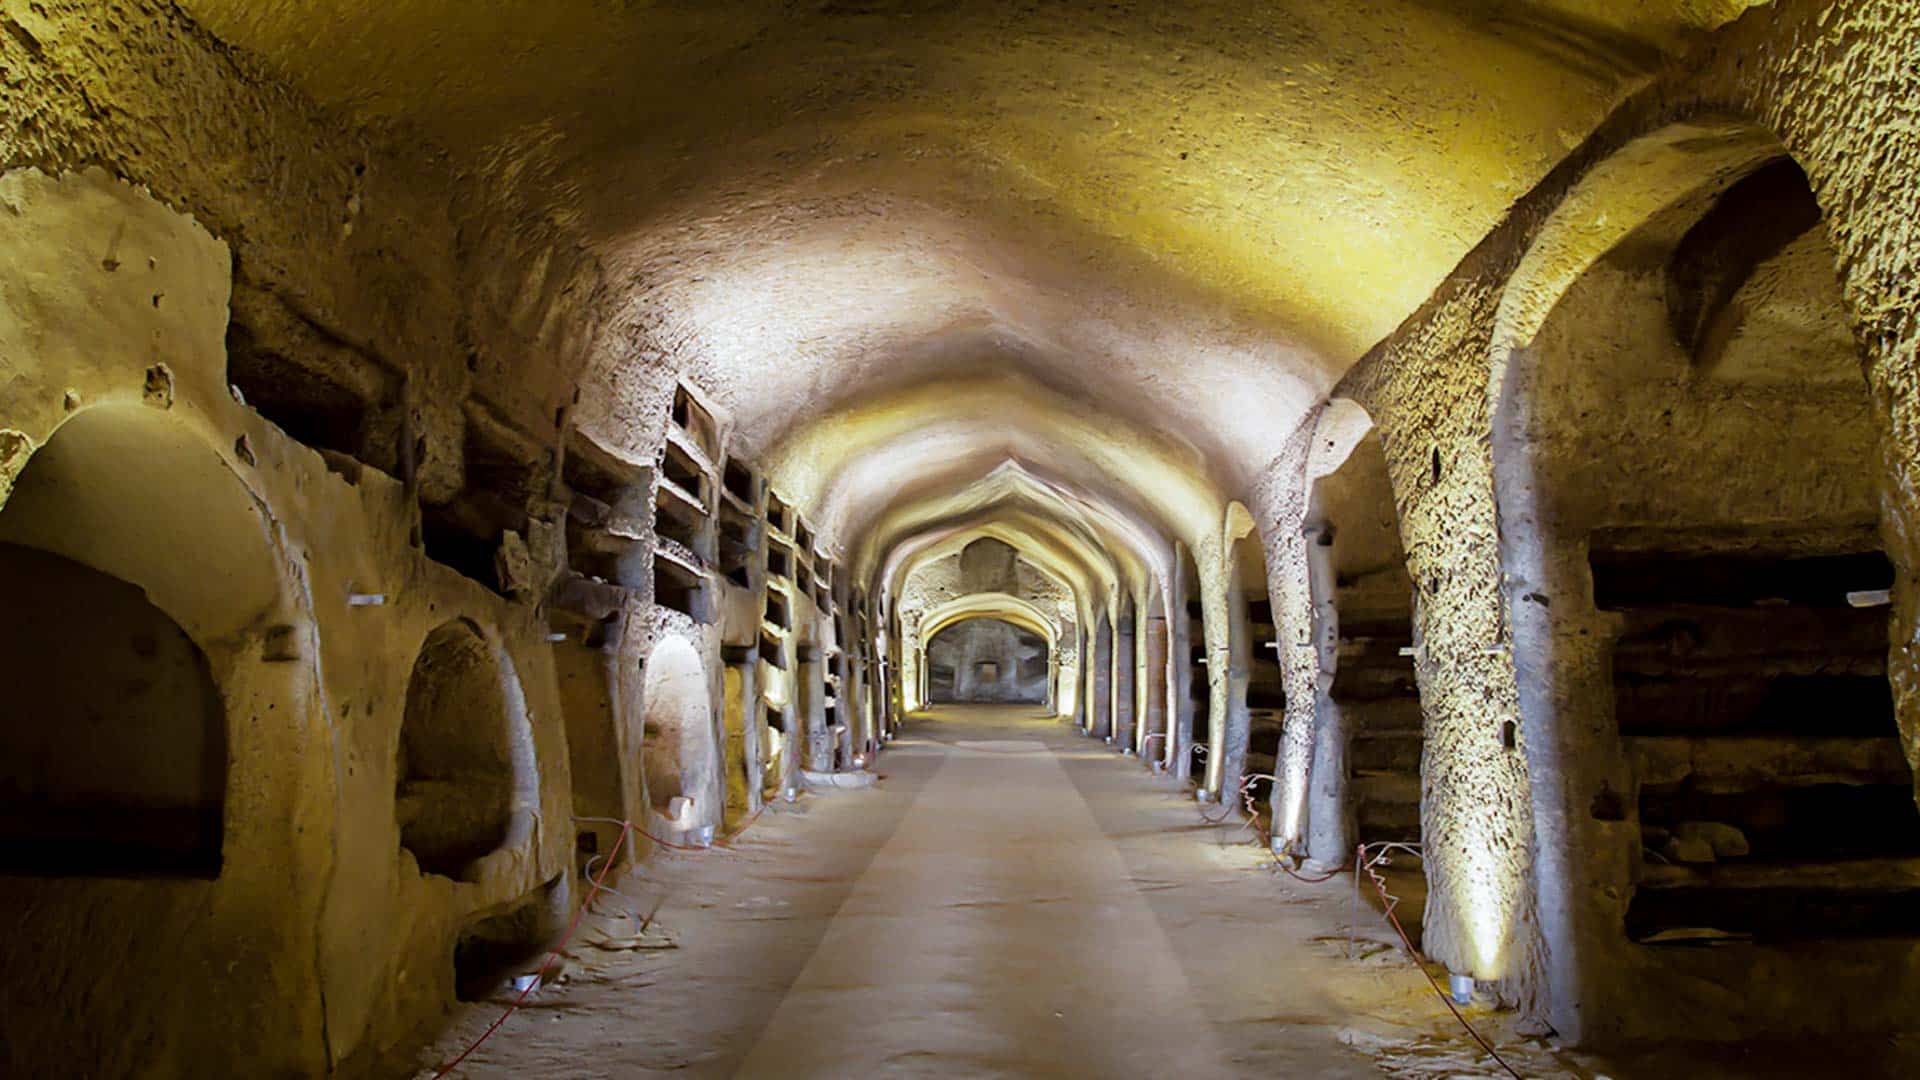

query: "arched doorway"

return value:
[0, 409, 262, 876]
[1226, 516, 1286, 819]
[641, 636, 719, 836]
[0, 404, 288, 1072]
[926, 616, 1051, 706]
[397, 619, 537, 881]
[1493, 123, 1908, 1040]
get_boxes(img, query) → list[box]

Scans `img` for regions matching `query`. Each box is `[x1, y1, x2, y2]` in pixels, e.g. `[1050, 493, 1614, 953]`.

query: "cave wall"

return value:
[0, 168, 578, 1075]
[0, 1, 608, 501]
[1334, 0, 1920, 1043]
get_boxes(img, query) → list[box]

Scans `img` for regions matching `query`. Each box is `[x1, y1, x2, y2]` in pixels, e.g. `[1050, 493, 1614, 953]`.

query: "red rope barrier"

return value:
[431, 822, 632, 1078]
[431, 801, 774, 1076]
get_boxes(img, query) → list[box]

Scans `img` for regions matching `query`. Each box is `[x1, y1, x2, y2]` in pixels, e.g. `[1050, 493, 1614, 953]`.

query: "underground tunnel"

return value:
[3, 1, 1920, 1076]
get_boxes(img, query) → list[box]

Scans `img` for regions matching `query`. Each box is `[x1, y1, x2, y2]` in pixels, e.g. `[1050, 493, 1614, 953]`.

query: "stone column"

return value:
[1301, 525, 1353, 868]
[798, 643, 832, 773]
[1144, 607, 1170, 765]
[1089, 611, 1113, 739]
[720, 644, 762, 824]
[1113, 601, 1136, 751]
[1170, 550, 1197, 780]
[1220, 559, 1254, 810]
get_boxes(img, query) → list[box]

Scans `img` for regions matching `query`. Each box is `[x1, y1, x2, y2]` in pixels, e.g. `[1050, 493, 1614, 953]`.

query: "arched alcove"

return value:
[0, 406, 279, 877]
[926, 616, 1050, 706]
[641, 636, 718, 830]
[397, 619, 536, 880]
[1494, 122, 1909, 1041]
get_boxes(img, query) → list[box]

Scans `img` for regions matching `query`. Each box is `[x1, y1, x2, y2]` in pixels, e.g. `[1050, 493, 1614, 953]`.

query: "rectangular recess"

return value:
[765, 588, 792, 631]
[670, 382, 722, 462]
[759, 629, 786, 671]
[723, 458, 759, 506]
[767, 536, 794, 580]
[653, 552, 712, 623]
[653, 485, 709, 560]
[660, 437, 710, 507]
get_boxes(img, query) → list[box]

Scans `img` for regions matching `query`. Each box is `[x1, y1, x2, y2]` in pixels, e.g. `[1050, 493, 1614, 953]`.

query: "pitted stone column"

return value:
[1300, 525, 1353, 868]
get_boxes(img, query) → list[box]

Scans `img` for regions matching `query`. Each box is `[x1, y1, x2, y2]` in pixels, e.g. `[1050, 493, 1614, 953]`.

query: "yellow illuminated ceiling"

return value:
[176, 1, 1763, 555]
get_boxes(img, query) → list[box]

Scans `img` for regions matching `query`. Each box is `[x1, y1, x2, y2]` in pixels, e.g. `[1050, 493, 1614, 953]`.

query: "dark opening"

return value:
[420, 412, 544, 595]
[723, 458, 758, 505]
[669, 384, 720, 462]
[0, 543, 225, 878]
[759, 629, 786, 670]
[226, 330, 376, 460]
[660, 438, 708, 505]
[654, 555, 713, 623]
[654, 483, 709, 559]
[765, 589, 791, 631]
[1601, 543, 1909, 942]
[454, 874, 567, 1001]
[398, 620, 521, 880]
[718, 504, 756, 588]
[1336, 627, 1422, 843]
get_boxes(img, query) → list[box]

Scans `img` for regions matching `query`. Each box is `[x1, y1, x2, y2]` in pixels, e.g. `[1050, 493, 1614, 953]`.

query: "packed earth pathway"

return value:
[420, 708, 1584, 1078]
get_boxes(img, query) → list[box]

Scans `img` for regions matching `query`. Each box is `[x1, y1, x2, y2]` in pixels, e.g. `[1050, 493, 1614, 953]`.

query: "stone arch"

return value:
[0, 404, 281, 876]
[640, 635, 720, 836]
[1490, 117, 1900, 1042]
[926, 615, 1051, 706]
[1300, 406, 1421, 867]
[397, 618, 539, 880]
[919, 596, 1057, 645]
[0, 399, 323, 1074]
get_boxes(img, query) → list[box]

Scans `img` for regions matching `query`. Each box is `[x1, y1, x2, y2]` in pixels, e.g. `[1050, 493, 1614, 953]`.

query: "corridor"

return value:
[421, 707, 1546, 1078]
[8, 4, 1920, 1075]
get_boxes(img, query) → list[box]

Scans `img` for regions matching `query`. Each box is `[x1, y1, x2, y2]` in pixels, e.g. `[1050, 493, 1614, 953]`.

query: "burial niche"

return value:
[398, 619, 534, 879]
[0, 407, 279, 878]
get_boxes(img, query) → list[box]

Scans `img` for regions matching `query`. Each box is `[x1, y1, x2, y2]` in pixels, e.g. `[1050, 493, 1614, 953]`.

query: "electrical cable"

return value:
[430, 821, 632, 1078]
[434, 803, 776, 1076]
[1354, 842, 1523, 1080]
[1215, 798, 1515, 1072]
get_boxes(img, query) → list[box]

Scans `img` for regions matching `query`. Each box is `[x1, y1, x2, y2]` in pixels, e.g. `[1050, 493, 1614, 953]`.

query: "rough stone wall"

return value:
[0, 0, 609, 497]
[1500, 180, 1907, 1043]
[926, 617, 1051, 705]
[1334, 0, 1920, 1037]
[0, 169, 577, 1075]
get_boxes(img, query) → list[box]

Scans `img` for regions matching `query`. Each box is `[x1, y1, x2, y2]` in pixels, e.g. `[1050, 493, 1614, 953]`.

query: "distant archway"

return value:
[926, 616, 1051, 706]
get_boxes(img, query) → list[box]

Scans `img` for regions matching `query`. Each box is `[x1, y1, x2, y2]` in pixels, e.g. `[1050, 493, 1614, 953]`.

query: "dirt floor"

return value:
[411, 707, 1918, 1078]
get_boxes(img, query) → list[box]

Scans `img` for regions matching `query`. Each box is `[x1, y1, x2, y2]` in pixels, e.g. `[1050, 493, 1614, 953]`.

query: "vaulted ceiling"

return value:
[180, 0, 1765, 564]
